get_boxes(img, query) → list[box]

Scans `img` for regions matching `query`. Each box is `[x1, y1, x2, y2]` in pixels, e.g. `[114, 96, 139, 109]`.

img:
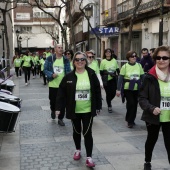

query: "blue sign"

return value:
[91, 27, 119, 35]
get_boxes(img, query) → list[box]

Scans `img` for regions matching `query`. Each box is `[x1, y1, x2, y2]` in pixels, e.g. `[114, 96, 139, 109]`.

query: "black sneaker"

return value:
[58, 119, 65, 126]
[108, 107, 113, 113]
[51, 111, 56, 119]
[127, 123, 133, 128]
[144, 162, 151, 170]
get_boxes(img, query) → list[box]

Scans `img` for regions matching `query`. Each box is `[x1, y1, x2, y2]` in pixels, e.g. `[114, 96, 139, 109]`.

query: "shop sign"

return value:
[91, 27, 119, 35]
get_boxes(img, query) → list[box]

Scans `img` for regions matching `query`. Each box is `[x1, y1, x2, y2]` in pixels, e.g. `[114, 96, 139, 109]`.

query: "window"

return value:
[20, 26, 32, 33]
[16, 13, 30, 20]
[18, 0, 29, 3]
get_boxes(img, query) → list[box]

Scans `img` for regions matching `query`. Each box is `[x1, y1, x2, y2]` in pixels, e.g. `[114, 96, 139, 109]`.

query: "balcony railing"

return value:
[117, 0, 164, 20]
[102, 7, 117, 25]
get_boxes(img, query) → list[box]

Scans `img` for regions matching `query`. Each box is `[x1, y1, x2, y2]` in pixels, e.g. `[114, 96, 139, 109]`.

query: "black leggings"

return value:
[103, 78, 117, 107]
[23, 66, 31, 83]
[124, 90, 138, 124]
[49, 87, 65, 120]
[72, 113, 93, 157]
[15, 67, 21, 77]
[145, 122, 170, 163]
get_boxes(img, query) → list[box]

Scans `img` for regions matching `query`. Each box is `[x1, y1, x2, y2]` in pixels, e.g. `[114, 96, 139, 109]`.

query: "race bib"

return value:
[130, 74, 139, 80]
[160, 97, 170, 110]
[75, 90, 90, 101]
[107, 68, 115, 73]
[53, 66, 63, 74]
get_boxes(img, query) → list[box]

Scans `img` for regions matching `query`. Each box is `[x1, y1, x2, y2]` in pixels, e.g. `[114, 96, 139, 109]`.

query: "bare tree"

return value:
[127, 0, 142, 51]
[26, 0, 69, 49]
[0, 0, 18, 75]
[79, 0, 101, 42]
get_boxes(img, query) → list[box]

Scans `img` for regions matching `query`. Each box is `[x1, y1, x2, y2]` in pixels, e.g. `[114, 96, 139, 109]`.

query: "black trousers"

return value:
[72, 113, 93, 157]
[15, 67, 21, 77]
[32, 67, 37, 76]
[49, 87, 65, 120]
[23, 66, 31, 83]
[124, 90, 138, 124]
[42, 72, 46, 84]
[103, 78, 117, 107]
[145, 122, 170, 163]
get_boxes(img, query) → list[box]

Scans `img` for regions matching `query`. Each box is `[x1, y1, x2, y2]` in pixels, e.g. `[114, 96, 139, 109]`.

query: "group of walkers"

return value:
[12, 49, 52, 85]
[13, 44, 170, 169]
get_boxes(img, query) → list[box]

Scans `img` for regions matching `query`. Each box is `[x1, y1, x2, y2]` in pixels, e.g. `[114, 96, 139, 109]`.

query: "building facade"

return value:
[14, 0, 56, 55]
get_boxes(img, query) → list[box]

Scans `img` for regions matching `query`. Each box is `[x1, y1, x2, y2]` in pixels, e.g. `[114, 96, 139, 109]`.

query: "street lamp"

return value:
[61, 30, 64, 47]
[16, 29, 20, 54]
[0, 21, 5, 68]
[159, 0, 164, 46]
[84, 5, 92, 51]
[18, 36, 22, 54]
[63, 21, 67, 30]
[57, 35, 59, 43]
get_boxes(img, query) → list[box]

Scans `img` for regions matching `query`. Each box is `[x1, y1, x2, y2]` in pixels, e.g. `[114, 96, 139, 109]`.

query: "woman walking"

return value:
[139, 46, 170, 170]
[55, 51, 102, 168]
[64, 50, 74, 70]
[21, 51, 33, 86]
[100, 48, 120, 113]
[86, 50, 103, 88]
[14, 54, 22, 77]
[116, 51, 144, 128]
[40, 53, 47, 85]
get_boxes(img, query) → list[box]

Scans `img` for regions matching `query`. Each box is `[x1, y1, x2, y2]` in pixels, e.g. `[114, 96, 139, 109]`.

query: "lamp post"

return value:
[61, 30, 63, 47]
[63, 21, 68, 49]
[84, 5, 92, 51]
[159, 0, 164, 46]
[0, 21, 5, 68]
[16, 29, 20, 54]
[57, 35, 59, 43]
[18, 36, 22, 54]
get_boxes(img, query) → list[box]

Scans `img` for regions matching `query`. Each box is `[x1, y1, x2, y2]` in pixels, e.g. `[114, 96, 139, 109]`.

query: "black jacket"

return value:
[55, 67, 102, 119]
[139, 71, 161, 125]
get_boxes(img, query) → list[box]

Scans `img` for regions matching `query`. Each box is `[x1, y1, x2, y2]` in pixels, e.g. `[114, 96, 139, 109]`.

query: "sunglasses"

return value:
[74, 58, 86, 62]
[66, 53, 70, 55]
[88, 56, 94, 59]
[130, 55, 136, 58]
[155, 56, 170, 60]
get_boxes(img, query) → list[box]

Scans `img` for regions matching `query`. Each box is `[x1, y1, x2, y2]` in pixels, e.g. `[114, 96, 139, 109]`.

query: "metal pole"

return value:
[2, 30, 5, 68]
[27, 38, 28, 48]
[159, 0, 164, 46]
[87, 18, 90, 51]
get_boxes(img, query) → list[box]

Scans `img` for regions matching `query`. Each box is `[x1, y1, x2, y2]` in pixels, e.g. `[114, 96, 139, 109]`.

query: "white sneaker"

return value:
[28, 81, 30, 84]
[33, 76, 35, 79]
[25, 83, 28, 86]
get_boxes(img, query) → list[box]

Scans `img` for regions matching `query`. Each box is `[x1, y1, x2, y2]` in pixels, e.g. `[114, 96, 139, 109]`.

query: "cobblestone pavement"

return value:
[0, 73, 170, 170]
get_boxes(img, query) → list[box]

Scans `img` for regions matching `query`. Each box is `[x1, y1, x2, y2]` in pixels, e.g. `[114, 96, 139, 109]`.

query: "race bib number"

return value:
[53, 66, 63, 74]
[160, 97, 170, 110]
[107, 68, 115, 73]
[130, 74, 139, 80]
[75, 90, 90, 101]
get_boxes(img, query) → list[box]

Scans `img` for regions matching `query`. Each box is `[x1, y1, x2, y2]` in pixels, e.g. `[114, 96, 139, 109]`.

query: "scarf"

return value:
[155, 65, 170, 82]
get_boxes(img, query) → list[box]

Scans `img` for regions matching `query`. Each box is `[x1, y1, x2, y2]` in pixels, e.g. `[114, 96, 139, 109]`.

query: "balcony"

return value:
[102, 7, 117, 25]
[66, 1, 81, 24]
[117, 0, 170, 21]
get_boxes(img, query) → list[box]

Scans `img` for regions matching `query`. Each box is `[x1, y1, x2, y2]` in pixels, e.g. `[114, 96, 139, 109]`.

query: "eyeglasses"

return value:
[106, 51, 111, 53]
[74, 58, 86, 62]
[155, 56, 170, 60]
[66, 53, 70, 55]
[88, 56, 94, 59]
